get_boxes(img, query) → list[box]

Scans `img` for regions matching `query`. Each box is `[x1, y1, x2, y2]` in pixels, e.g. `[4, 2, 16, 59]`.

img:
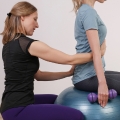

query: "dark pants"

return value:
[74, 71, 120, 94]
[2, 94, 83, 120]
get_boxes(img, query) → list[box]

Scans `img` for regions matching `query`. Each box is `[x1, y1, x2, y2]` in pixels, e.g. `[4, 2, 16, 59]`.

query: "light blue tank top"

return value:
[72, 4, 107, 84]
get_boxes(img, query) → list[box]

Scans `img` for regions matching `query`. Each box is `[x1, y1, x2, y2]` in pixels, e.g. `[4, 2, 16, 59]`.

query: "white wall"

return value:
[0, 0, 120, 102]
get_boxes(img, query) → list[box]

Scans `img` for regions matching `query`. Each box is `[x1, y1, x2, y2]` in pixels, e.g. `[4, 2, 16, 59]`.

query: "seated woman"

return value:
[72, 0, 120, 108]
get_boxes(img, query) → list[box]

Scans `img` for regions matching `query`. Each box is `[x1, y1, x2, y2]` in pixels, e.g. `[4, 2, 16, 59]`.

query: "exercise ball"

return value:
[54, 86, 120, 120]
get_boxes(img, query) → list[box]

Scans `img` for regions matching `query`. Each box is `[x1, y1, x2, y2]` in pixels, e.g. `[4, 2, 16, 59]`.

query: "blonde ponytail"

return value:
[72, 0, 82, 13]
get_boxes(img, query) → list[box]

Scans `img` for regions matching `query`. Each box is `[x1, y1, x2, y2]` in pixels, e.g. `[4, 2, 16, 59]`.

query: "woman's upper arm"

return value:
[86, 30, 101, 53]
[82, 8, 100, 51]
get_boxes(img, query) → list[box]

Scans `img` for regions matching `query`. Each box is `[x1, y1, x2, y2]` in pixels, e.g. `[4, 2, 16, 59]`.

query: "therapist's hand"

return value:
[100, 40, 106, 57]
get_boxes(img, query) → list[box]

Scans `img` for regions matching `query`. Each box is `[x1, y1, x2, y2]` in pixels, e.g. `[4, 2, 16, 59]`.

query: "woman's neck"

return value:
[82, 0, 95, 8]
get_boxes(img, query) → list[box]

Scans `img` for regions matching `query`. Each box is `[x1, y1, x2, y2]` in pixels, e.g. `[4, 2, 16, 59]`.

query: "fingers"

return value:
[98, 93, 108, 107]
[101, 40, 106, 49]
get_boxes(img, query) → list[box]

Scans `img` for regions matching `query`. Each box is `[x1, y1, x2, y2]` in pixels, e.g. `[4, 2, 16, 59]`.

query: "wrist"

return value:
[67, 71, 72, 77]
[99, 80, 107, 85]
[98, 75, 106, 84]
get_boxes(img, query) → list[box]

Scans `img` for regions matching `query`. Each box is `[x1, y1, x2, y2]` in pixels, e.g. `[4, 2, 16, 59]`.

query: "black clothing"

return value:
[74, 71, 120, 94]
[0, 34, 39, 113]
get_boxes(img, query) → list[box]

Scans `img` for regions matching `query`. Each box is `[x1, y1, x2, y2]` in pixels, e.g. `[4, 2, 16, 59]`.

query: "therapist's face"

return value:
[21, 11, 39, 36]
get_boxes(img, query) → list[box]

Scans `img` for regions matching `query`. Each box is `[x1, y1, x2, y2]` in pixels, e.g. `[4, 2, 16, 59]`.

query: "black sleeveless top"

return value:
[0, 34, 39, 113]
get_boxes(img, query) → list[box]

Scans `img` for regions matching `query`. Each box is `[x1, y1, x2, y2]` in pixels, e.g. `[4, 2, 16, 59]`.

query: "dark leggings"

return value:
[74, 71, 120, 94]
[1, 94, 83, 120]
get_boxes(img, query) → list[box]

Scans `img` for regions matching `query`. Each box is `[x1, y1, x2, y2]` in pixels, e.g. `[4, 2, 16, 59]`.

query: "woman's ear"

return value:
[21, 16, 25, 21]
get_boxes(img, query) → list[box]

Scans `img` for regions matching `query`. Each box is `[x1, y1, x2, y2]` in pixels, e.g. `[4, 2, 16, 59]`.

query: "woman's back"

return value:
[1, 34, 39, 113]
